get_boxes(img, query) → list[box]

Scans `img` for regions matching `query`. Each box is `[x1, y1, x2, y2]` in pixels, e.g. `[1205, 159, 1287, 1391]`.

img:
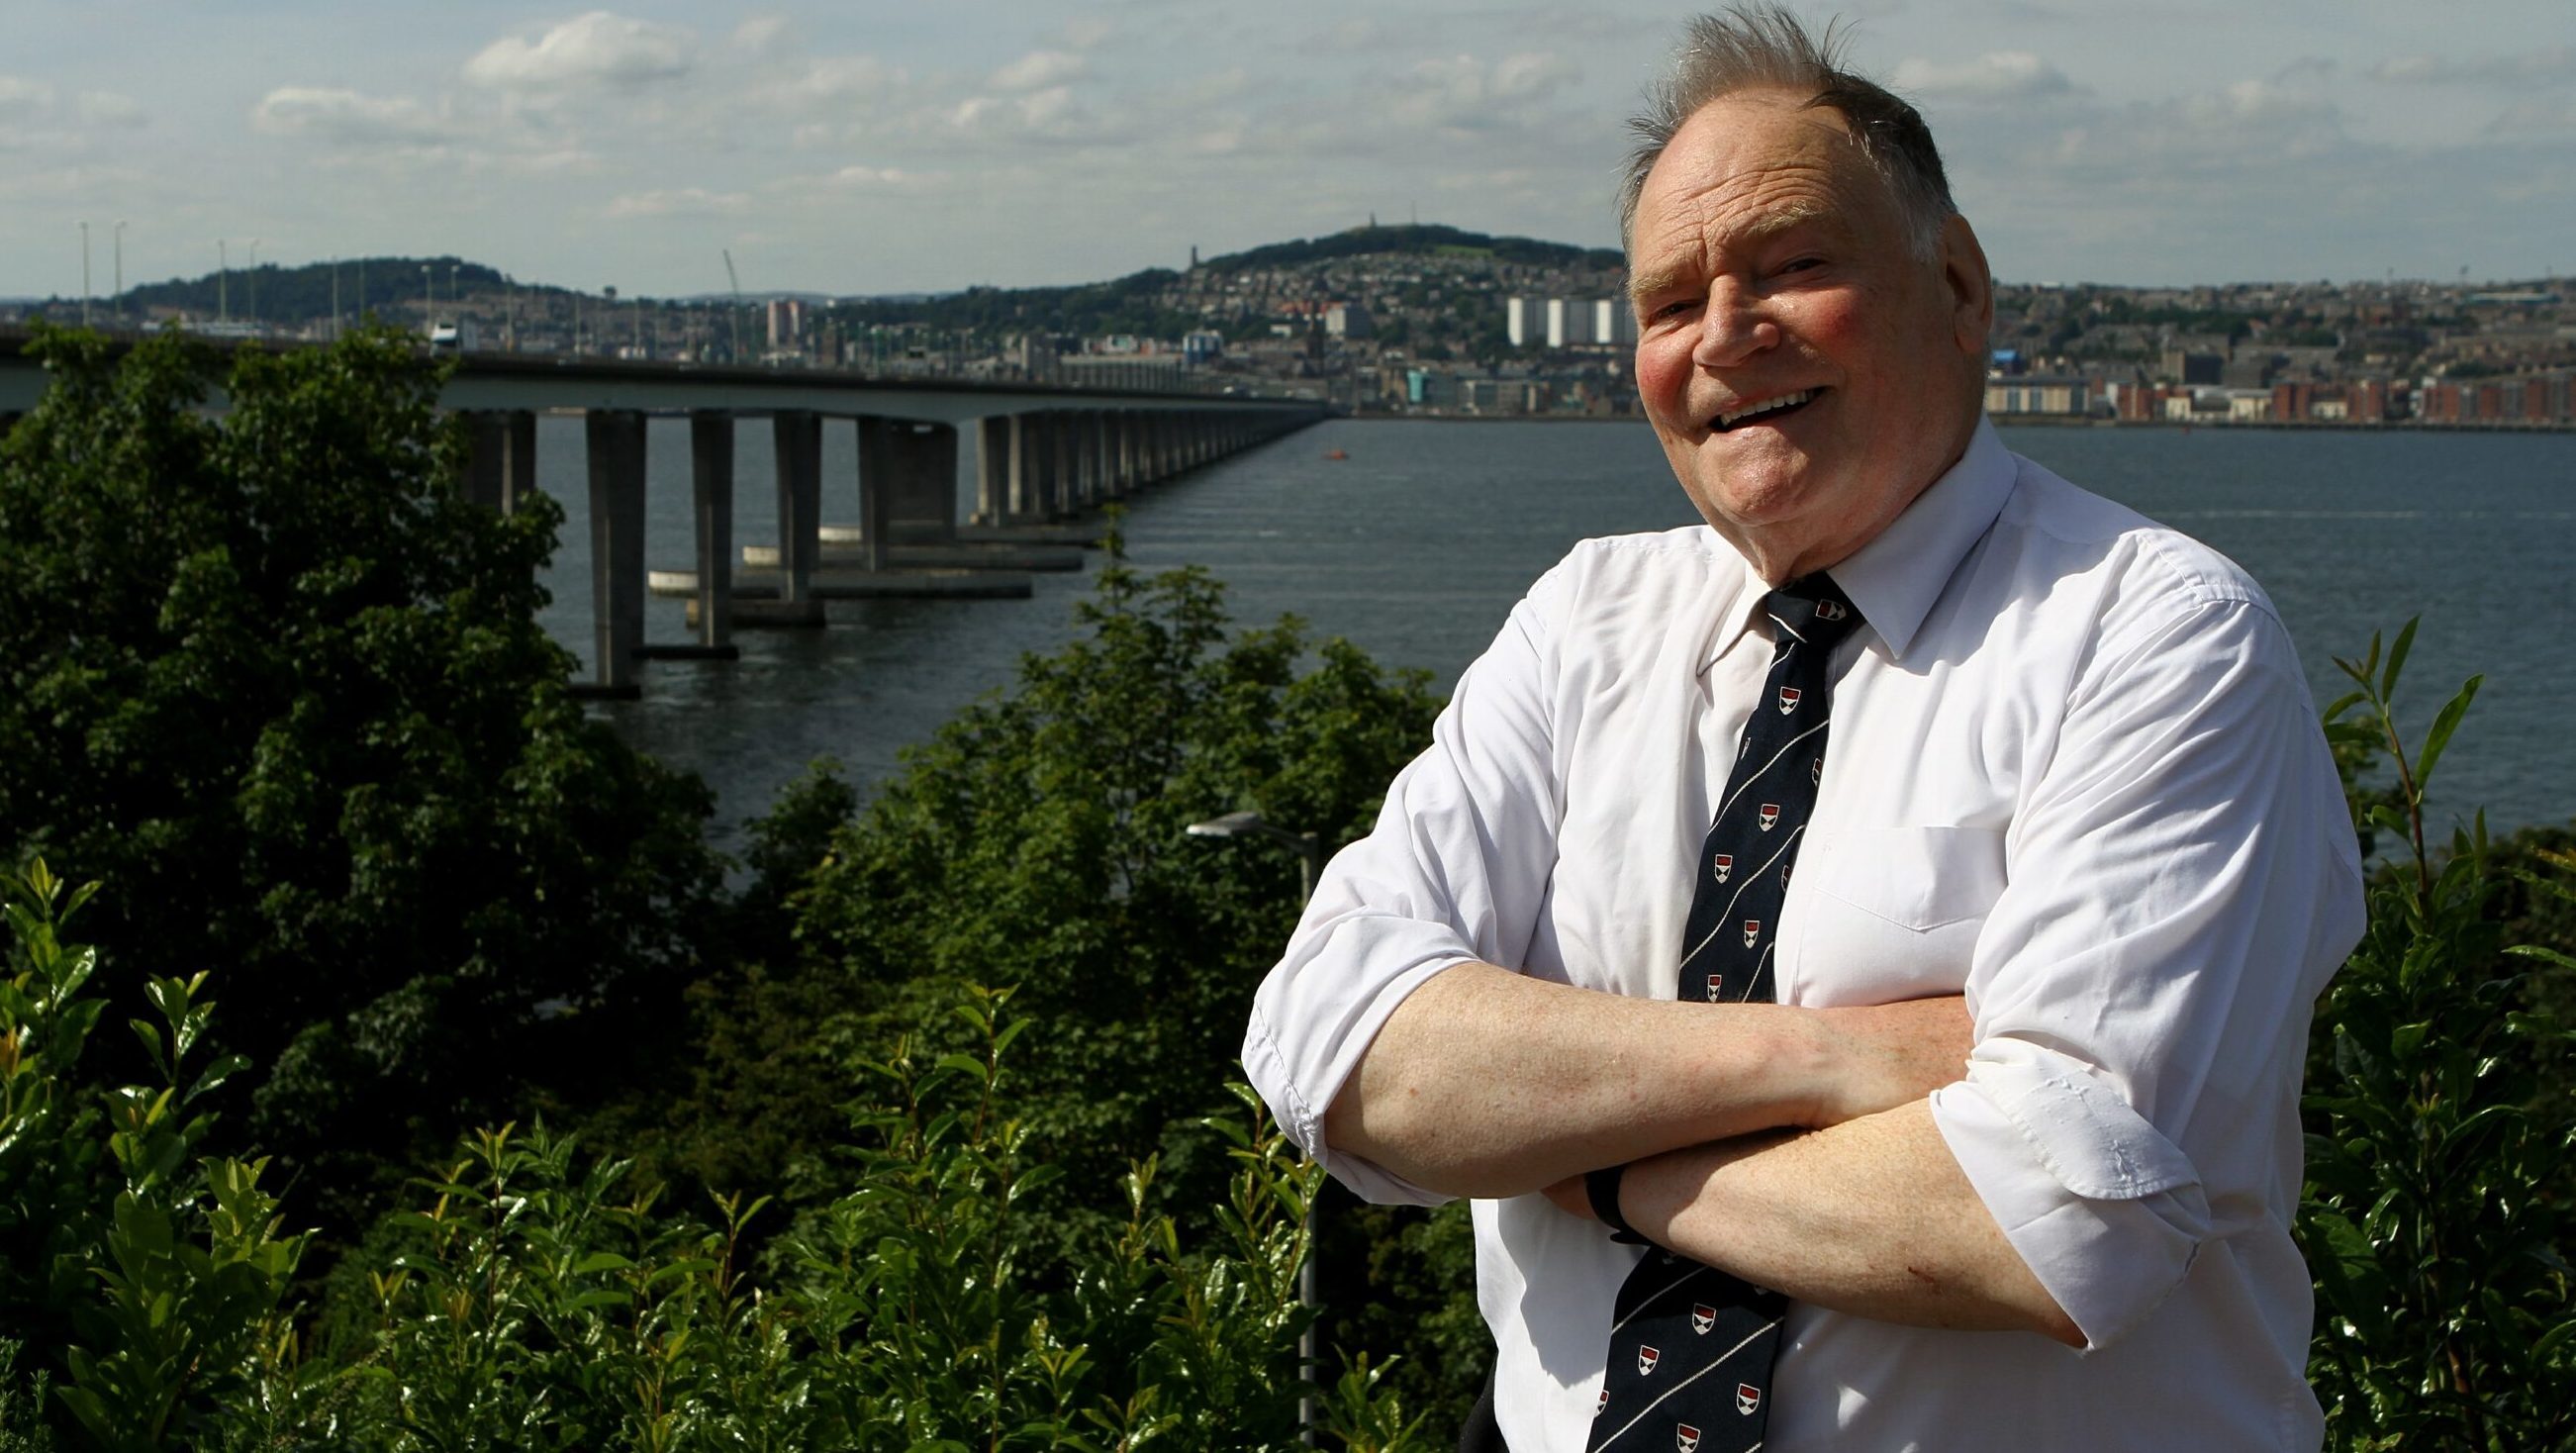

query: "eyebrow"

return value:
[1627, 201, 1831, 305]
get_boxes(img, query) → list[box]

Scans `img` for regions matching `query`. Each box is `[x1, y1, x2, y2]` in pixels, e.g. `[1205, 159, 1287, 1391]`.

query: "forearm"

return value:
[1620, 1099, 2081, 1345]
[1322, 961, 1964, 1199]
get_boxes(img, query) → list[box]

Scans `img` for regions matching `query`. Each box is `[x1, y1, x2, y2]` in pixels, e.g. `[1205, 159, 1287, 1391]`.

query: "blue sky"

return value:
[5, 1, 2571, 299]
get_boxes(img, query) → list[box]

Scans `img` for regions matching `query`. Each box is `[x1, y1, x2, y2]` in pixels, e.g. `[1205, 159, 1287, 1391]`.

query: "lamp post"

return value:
[78, 221, 90, 326]
[113, 222, 124, 320]
[1183, 809, 1324, 1443]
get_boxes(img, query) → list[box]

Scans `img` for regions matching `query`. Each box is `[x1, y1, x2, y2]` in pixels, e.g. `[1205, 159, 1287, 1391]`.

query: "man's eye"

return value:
[1778, 256, 1825, 275]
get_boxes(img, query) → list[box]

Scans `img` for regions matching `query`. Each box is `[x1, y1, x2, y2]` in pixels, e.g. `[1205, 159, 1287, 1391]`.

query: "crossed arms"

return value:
[1321, 960, 2083, 1345]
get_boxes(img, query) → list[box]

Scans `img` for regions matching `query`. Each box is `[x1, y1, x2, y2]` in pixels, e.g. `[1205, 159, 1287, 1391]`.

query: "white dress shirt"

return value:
[1242, 420, 2364, 1452]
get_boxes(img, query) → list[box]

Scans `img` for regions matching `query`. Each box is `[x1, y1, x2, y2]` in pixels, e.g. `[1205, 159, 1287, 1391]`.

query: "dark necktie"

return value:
[1587, 574, 1862, 1453]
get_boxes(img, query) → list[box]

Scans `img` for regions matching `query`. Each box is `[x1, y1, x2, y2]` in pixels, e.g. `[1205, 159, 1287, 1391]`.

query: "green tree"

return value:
[0, 327, 723, 1230]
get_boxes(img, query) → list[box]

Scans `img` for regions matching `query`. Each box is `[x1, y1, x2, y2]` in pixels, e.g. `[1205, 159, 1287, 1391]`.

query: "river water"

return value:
[530, 417, 2576, 848]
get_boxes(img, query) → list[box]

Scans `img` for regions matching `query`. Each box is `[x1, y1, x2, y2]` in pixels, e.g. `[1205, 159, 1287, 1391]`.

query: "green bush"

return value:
[2300, 624, 2576, 1451]
[0, 865, 1434, 1451]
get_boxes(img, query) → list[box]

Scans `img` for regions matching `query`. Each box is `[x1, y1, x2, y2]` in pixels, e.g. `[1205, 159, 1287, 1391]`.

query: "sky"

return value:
[5, 1, 2571, 302]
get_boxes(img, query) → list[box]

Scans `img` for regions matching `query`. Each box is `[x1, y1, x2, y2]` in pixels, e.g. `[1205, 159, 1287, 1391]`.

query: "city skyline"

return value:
[6, 1, 2573, 302]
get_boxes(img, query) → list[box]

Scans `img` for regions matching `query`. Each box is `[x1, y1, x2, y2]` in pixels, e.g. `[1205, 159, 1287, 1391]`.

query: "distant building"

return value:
[766, 299, 805, 352]
[1325, 303, 1373, 339]
[1506, 297, 1545, 348]
[1985, 376, 2092, 417]
[1591, 298, 1639, 346]
[1183, 330, 1225, 364]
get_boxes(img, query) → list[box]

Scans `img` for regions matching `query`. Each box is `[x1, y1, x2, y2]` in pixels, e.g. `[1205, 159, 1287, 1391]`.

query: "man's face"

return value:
[1628, 87, 1990, 583]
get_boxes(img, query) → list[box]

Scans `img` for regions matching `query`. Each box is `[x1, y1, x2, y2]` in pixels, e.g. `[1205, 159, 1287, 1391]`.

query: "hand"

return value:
[1804, 995, 1972, 1127]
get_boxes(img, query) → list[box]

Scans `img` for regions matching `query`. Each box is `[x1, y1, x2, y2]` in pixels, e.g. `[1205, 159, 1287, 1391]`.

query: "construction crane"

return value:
[722, 249, 746, 362]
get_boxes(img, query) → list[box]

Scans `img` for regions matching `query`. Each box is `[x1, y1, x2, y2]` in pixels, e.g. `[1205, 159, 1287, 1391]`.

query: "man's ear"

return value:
[1940, 214, 1994, 359]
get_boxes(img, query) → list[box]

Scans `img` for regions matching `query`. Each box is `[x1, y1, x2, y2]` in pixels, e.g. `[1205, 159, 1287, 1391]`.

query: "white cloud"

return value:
[462, 12, 693, 92]
[251, 87, 455, 145]
[1891, 51, 2076, 101]
[2490, 96, 2576, 134]
[822, 164, 921, 187]
[2373, 47, 2576, 87]
[1393, 52, 1581, 131]
[76, 91, 146, 128]
[731, 15, 792, 53]
[0, 76, 56, 116]
[607, 187, 748, 218]
[1055, 17, 1113, 50]
[780, 54, 898, 102]
[991, 49, 1087, 94]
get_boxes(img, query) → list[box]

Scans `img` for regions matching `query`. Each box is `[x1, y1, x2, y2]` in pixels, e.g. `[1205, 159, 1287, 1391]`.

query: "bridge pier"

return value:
[464, 410, 537, 514]
[771, 411, 825, 624]
[879, 420, 960, 546]
[584, 410, 648, 697]
[689, 412, 735, 650]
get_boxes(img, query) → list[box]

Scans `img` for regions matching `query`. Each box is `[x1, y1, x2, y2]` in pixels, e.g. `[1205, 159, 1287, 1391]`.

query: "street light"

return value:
[78, 221, 90, 326]
[113, 222, 125, 320]
[1182, 808, 1324, 1443]
[1184, 809, 1322, 900]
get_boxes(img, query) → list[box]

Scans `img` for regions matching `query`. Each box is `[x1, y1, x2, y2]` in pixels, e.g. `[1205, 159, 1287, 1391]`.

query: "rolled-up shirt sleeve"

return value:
[1243, 565, 1571, 1206]
[1929, 588, 2364, 1351]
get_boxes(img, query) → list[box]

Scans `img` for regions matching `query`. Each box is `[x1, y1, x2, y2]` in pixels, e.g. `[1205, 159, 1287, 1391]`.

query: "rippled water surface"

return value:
[527, 417, 2576, 845]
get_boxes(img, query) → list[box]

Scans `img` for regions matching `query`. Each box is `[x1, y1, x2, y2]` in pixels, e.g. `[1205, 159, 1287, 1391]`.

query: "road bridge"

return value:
[0, 334, 1326, 696]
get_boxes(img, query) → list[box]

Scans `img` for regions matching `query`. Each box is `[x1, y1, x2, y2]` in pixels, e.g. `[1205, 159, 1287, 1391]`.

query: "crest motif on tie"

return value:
[1638, 1346, 1661, 1376]
[1597, 1388, 1609, 1415]
[1757, 803, 1779, 831]
[1742, 920, 1761, 948]
[1811, 756, 1823, 785]
[1815, 599, 1847, 622]
[1675, 1425, 1702, 1453]
[1690, 1304, 1716, 1334]
[1777, 685, 1802, 715]
[1705, 973, 1725, 1002]
[1736, 1384, 1763, 1416]
[1711, 853, 1732, 883]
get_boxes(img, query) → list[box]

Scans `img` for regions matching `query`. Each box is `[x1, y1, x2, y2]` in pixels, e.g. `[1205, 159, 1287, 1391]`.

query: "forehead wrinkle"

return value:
[1628, 187, 1835, 304]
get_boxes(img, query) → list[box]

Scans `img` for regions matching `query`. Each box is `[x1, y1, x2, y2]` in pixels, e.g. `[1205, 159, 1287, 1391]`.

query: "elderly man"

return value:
[1243, 7, 2363, 1452]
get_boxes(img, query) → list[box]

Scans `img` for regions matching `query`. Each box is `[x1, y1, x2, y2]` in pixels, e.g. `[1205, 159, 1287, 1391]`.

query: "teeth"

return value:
[1717, 390, 1815, 429]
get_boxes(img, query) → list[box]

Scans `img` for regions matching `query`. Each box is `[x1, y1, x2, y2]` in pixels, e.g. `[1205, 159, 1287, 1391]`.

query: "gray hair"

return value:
[1618, 6, 1955, 260]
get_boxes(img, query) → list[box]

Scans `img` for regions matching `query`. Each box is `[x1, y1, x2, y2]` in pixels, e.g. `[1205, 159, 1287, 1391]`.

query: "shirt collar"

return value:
[1828, 416, 2017, 663]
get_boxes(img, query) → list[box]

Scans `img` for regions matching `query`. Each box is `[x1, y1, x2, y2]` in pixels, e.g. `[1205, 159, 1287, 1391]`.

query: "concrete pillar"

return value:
[885, 420, 959, 543]
[854, 416, 894, 572]
[584, 410, 648, 693]
[772, 411, 822, 605]
[1007, 413, 1042, 523]
[976, 415, 1011, 526]
[1050, 410, 1079, 516]
[690, 411, 733, 649]
[1087, 412, 1110, 505]
[464, 410, 537, 514]
[1111, 411, 1136, 498]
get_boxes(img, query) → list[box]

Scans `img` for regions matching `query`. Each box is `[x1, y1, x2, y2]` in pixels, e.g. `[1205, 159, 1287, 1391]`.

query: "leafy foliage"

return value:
[736, 545, 1443, 1237]
[0, 878, 1434, 1451]
[2300, 622, 2576, 1451]
[0, 862, 305, 1452]
[0, 326, 723, 1226]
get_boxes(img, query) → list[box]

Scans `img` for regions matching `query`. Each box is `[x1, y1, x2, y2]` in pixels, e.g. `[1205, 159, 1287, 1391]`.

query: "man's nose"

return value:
[1690, 282, 1779, 369]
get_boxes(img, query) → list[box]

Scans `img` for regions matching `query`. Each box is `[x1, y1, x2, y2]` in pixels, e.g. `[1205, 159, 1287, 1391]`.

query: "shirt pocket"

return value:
[1786, 825, 2006, 1004]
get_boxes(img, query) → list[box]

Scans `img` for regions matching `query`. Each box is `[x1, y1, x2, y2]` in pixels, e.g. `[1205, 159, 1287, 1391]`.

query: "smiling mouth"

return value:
[1712, 388, 1822, 432]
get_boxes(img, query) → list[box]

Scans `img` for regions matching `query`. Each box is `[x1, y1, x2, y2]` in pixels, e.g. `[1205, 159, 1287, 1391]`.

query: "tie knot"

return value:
[1765, 574, 1862, 649]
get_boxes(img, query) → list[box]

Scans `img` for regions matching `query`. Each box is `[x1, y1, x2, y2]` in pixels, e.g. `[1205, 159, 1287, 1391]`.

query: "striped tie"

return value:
[1587, 574, 1862, 1453]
